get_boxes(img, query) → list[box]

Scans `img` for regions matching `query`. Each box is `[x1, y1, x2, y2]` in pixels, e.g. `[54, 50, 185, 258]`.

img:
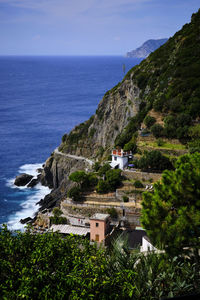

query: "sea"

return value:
[0, 55, 142, 230]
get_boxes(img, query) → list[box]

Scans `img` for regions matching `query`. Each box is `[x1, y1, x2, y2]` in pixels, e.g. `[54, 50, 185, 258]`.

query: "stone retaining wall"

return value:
[123, 170, 161, 182]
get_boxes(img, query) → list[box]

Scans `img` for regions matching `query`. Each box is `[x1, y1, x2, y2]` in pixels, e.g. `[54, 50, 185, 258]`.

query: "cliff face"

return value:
[126, 39, 168, 58]
[40, 9, 200, 207]
[59, 79, 141, 158]
[39, 76, 143, 204]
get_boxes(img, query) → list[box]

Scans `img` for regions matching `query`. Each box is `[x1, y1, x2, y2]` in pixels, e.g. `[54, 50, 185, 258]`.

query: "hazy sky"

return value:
[0, 0, 199, 55]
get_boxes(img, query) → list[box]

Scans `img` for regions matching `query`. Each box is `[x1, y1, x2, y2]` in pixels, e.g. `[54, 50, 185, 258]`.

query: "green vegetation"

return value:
[96, 169, 123, 193]
[188, 124, 200, 153]
[67, 186, 82, 201]
[105, 169, 122, 191]
[96, 179, 110, 194]
[141, 153, 200, 256]
[138, 140, 186, 150]
[133, 180, 144, 188]
[106, 207, 118, 219]
[98, 163, 111, 176]
[122, 195, 129, 202]
[0, 225, 199, 299]
[115, 103, 147, 148]
[59, 10, 200, 158]
[93, 162, 101, 172]
[68, 166, 122, 195]
[135, 150, 173, 172]
[50, 208, 67, 225]
[150, 123, 164, 138]
[69, 170, 87, 185]
[69, 171, 98, 190]
[119, 10, 200, 147]
[144, 115, 156, 128]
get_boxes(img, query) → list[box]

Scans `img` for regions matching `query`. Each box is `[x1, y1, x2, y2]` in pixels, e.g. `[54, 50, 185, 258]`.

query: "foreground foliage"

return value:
[0, 226, 200, 299]
[141, 153, 200, 255]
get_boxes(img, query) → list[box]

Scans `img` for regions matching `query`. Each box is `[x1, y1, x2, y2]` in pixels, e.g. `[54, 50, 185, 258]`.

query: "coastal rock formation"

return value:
[126, 38, 168, 58]
[39, 152, 91, 211]
[27, 178, 40, 188]
[14, 173, 33, 186]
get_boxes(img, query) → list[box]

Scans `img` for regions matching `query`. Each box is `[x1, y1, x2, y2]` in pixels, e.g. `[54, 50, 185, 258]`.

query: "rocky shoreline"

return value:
[16, 151, 93, 225]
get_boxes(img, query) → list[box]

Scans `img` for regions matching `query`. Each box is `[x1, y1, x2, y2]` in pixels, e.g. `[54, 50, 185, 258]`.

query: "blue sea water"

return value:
[0, 56, 141, 229]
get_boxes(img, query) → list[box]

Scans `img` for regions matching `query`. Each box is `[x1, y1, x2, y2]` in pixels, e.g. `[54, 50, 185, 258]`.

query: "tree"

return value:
[98, 163, 111, 176]
[69, 170, 87, 186]
[141, 153, 200, 255]
[0, 225, 199, 299]
[105, 169, 122, 191]
[151, 123, 164, 138]
[144, 115, 156, 128]
[96, 179, 110, 194]
[138, 150, 173, 172]
[50, 208, 68, 224]
[67, 186, 82, 201]
[123, 140, 137, 152]
[134, 180, 144, 188]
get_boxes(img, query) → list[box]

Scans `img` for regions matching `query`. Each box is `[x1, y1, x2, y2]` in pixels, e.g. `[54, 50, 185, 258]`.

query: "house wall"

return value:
[140, 237, 157, 252]
[112, 156, 128, 169]
[90, 219, 106, 242]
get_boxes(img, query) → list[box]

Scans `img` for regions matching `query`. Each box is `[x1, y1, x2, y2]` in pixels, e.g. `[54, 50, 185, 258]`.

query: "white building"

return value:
[140, 236, 158, 252]
[110, 149, 133, 170]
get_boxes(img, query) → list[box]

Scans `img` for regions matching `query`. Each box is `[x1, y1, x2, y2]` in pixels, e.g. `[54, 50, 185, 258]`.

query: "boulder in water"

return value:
[14, 173, 33, 186]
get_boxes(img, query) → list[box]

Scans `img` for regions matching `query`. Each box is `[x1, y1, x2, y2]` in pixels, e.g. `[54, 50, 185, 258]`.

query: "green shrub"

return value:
[93, 162, 101, 172]
[156, 138, 164, 146]
[98, 163, 111, 176]
[123, 141, 137, 152]
[144, 115, 156, 128]
[123, 196, 129, 202]
[50, 208, 67, 225]
[96, 180, 110, 194]
[50, 216, 67, 225]
[67, 186, 82, 201]
[105, 169, 122, 191]
[52, 208, 62, 217]
[87, 173, 98, 187]
[134, 180, 144, 188]
[69, 171, 87, 185]
[151, 123, 164, 138]
[61, 133, 68, 143]
[106, 208, 118, 219]
[138, 150, 173, 171]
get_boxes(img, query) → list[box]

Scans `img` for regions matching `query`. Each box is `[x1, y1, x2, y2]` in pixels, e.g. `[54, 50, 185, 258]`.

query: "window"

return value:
[114, 156, 117, 161]
[96, 222, 99, 227]
[95, 234, 99, 242]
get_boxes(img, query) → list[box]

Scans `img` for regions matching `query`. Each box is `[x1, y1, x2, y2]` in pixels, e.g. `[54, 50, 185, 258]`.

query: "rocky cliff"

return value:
[126, 39, 168, 58]
[39, 9, 200, 209]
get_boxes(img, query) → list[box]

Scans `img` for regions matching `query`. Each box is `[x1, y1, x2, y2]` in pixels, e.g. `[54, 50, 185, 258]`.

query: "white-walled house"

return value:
[110, 149, 133, 170]
[140, 236, 158, 252]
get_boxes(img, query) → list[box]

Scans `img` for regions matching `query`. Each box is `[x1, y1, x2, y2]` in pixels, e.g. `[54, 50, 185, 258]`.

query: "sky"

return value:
[0, 0, 199, 55]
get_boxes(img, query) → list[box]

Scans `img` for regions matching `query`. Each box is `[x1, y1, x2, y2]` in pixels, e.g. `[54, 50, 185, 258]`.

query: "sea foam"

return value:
[6, 163, 51, 231]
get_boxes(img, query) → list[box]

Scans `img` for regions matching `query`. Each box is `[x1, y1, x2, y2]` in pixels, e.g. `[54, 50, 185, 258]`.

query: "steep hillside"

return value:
[59, 9, 200, 158]
[126, 38, 168, 58]
[40, 9, 200, 206]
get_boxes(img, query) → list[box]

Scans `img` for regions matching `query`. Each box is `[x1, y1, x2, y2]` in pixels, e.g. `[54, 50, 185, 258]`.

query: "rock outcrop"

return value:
[14, 174, 33, 186]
